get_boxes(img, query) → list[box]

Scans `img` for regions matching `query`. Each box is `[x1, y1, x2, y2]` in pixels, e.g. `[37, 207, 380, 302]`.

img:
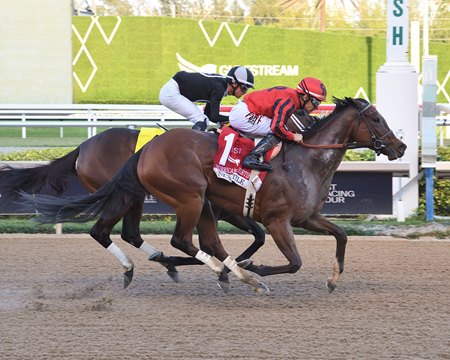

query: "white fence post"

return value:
[21, 113, 27, 139]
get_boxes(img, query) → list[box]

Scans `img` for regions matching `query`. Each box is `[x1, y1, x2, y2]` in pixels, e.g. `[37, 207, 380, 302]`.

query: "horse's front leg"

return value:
[212, 207, 266, 281]
[245, 220, 303, 276]
[212, 206, 266, 263]
[300, 213, 347, 293]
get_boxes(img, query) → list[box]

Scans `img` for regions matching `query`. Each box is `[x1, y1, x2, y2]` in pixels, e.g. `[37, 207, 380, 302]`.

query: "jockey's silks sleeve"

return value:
[173, 71, 228, 123]
[204, 90, 229, 123]
[244, 87, 301, 141]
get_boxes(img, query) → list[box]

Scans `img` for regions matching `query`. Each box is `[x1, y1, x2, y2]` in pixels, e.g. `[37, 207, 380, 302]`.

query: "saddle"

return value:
[212, 126, 280, 191]
[212, 111, 315, 190]
[135, 127, 165, 152]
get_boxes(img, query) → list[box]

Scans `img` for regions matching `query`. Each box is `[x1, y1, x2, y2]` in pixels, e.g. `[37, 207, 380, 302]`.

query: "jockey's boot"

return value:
[243, 133, 280, 171]
[192, 119, 207, 131]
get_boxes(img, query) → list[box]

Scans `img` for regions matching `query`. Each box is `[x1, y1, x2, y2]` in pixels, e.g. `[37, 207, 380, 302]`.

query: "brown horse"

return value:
[0, 109, 345, 288]
[20, 98, 406, 293]
[0, 128, 266, 284]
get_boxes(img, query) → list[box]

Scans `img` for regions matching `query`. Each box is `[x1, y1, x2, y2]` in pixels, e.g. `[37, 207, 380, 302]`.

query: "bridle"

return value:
[355, 103, 393, 154]
[298, 102, 392, 153]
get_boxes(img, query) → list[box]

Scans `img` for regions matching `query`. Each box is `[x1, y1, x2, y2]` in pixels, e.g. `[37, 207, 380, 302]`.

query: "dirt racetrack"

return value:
[1, 233, 449, 360]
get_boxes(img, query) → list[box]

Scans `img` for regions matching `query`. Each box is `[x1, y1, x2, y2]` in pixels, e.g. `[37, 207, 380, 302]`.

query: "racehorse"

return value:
[0, 128, 266, 285]
[1, 117, 349, 288]
[20, 98, 406, 293]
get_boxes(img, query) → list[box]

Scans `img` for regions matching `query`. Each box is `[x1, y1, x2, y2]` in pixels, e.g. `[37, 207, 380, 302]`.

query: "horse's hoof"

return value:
[218, 270, 230, 284]
[149, 252, 180, 282]
[123, 269, 134, 289]
[255, 281, 270, 294]
[148, 251, 167, 263]
[164, 263, 179, 282]
[148, 251, 173, 266]
[167, 270, 180, 283]
[237, 259, 253, 269]
[326, 278, 337, 293]
[217, 280, 230, 293]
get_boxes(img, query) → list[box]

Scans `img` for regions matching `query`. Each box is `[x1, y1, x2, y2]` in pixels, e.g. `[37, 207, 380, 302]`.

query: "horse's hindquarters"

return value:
[136, 129, 214, 208]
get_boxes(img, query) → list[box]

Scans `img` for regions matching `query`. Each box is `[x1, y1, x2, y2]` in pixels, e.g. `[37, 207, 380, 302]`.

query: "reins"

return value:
[298, 140, 350, 150]
[297, 102, 388, 151]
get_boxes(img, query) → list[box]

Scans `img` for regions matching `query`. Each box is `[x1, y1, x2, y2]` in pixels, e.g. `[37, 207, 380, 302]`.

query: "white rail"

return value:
[0, 104, 192, 138]
[0, 103, 325, 138]
[1, 103, 449, 141]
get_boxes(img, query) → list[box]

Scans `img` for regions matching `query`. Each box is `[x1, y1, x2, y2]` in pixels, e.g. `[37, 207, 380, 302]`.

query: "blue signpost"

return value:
[421, 56, 438, 221]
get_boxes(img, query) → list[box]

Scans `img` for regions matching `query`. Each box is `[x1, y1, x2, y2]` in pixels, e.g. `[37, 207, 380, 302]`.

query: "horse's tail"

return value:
[0, 147, 80, 202]
[20, 149, 147, 224]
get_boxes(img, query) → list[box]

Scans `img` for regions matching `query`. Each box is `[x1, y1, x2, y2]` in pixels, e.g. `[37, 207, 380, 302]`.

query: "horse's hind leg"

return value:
[169, 201, 222, 269]
[162, 206, 267, 273]
[168, 201, 233, 287]
[212, 209, 266, 281]
[120, 199, 180, 282]
[196, 201, 269, 293]
[300, 213, 348, 293]
[90, 213, 136, 289]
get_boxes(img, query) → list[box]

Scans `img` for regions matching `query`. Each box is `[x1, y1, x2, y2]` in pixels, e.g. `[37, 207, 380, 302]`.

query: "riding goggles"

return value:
[310, 97, 321, 108]
[239, 84, 249, 93]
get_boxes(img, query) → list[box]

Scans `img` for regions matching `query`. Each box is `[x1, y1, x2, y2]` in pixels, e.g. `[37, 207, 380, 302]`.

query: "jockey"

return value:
[229, 77, 327, 171]
[159, 66, 255, 131]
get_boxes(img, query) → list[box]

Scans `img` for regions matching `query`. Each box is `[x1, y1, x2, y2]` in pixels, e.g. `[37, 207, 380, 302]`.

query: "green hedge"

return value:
[0, 147, 374, 161]
[417, 147, 450, 217]
[2, 216, 448, 237]
[0, 148, 76, 161]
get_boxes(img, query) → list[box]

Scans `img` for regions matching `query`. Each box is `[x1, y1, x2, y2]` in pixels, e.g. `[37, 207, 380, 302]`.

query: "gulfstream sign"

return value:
[220, 65, 298, 77]
[387, 0, 409, 62]
[176, 53, 299, 77]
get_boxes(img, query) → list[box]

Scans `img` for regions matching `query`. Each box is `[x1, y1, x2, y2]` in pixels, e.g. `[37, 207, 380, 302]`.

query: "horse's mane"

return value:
[302, 97, 370, 139]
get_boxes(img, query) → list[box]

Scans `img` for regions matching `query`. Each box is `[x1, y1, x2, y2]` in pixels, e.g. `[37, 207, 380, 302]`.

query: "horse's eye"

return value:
[373, 117, 381, 123]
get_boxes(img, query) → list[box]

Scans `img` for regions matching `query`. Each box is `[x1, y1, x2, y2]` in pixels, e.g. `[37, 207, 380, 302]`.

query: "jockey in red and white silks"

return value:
[229, 77, 327, 171]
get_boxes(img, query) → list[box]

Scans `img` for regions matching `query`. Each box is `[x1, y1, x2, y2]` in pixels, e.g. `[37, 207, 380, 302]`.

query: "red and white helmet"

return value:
[296, 77, 327, 102]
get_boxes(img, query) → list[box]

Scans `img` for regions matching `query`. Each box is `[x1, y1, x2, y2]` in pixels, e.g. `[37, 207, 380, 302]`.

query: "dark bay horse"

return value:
[0, 128, 266, 284]
[20, 98, 406, 293]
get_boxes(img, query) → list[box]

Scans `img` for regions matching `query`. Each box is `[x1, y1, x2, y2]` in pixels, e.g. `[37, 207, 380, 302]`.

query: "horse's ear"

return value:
[351, 97, 369, 110]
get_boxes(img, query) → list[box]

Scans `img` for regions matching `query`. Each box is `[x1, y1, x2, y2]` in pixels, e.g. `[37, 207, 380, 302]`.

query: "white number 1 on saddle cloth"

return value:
[213, 127, 270, 191]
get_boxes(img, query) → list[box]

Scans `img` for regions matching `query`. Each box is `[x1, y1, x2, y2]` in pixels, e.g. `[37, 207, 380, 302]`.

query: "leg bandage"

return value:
[139, 241, 160, 258]
[223, 256, 245, 280]
[107, 243, 133, 270]
[195, 250, 224, 273]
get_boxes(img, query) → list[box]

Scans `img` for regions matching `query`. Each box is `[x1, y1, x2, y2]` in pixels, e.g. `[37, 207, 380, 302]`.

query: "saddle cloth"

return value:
[135, 127, 165, 152]
[213, 126, 276, 191]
